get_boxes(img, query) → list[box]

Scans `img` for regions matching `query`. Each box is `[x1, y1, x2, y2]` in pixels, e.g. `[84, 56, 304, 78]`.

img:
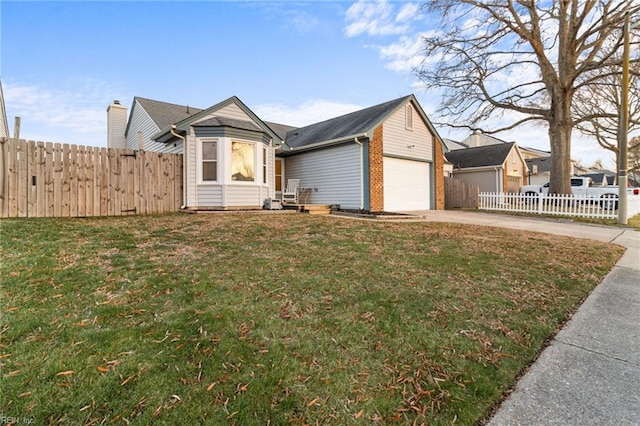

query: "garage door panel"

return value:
[383, 158, 430, 211]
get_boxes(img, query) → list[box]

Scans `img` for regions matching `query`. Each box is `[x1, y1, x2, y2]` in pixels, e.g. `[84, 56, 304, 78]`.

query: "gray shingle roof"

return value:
[284, 95, 413, 148]
[526, 157, 552, 173]
[445, 142, 515, 168]
[135, 97, 203, 132]
[264, 121, 297, 141]
[193, 116, 262, 132]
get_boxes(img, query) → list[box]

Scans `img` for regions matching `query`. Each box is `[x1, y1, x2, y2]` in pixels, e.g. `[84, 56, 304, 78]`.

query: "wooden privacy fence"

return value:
[444, 177, 479, 209]
[1, 138, 183, 218]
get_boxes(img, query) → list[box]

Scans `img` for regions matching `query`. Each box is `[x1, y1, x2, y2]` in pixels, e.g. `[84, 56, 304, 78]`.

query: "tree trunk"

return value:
[548, 96, 574, 194]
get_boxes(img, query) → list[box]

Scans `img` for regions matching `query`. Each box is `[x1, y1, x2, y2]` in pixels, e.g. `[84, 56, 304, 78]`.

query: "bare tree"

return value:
[630, 136, 640, 180]
[416, 0, 640, 194]
[574, 58, 640, 174]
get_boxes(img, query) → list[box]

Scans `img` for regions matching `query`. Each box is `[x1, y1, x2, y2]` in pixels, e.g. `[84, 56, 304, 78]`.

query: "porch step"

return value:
[299, 204, 332, 215]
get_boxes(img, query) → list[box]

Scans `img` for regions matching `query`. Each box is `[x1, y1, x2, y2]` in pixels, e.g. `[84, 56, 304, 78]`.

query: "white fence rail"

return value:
[479, 192, 640, 219]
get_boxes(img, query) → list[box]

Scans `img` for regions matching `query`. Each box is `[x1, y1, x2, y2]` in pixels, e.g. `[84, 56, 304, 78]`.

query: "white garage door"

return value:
[383, 157, 430, 211]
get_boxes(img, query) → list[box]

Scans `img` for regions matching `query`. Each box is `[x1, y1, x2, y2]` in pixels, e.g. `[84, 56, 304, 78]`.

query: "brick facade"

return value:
[368, 125, 384, 212]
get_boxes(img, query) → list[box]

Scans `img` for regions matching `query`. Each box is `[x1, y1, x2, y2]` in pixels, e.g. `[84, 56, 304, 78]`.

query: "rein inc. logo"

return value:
[0, 416, 34, 425]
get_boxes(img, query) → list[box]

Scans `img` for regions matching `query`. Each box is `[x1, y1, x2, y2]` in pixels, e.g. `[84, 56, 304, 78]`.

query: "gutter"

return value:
[171, 125, 188, 208]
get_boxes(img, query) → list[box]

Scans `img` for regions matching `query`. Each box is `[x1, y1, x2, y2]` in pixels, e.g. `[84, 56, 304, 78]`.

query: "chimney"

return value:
[472, 129, 482, 147]
[107, 100, 127, 149]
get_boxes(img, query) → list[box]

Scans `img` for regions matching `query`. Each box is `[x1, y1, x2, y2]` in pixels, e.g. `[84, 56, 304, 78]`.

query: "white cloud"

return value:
[395, 3, 420, 23]
[254, 99, 364, 127]
[285, 10, 320, 34]
[344, 0, 421, 37]
[3, 79, 127, 146]
[377, 33, 431, 73]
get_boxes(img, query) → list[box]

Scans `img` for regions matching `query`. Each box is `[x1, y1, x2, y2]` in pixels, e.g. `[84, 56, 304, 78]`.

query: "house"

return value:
[107, 94, 445, 212]
[525, 157, 552, 186]
[445, 142, 527, 193]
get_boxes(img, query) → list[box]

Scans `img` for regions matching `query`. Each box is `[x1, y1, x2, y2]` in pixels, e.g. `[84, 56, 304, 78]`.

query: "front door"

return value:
[275, 158, 283, 194]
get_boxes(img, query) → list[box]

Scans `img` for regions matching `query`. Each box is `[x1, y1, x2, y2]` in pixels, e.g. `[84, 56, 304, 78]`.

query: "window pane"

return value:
[263, 147, 267, 184]
[203, 141, 217, 160]
[231, 141, 255, 181]
[203, 162, 217, 181]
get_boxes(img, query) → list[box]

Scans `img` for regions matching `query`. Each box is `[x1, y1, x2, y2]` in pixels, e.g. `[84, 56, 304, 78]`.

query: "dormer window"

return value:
[405, 104, 414, 130]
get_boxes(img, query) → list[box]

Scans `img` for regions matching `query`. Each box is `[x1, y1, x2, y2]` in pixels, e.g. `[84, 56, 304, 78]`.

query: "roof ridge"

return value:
[292, 94, 412, 132]
[135, 96, 204, 112]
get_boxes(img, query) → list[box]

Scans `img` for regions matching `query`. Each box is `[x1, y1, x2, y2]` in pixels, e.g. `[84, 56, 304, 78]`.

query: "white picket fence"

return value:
[479, 192, 640, 219]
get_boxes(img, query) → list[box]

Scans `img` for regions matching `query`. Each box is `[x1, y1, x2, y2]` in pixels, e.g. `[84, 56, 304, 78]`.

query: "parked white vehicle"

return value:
[519, 176, 640, 210]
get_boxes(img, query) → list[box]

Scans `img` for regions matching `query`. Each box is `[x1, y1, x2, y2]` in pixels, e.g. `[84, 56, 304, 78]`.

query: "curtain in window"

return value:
[231, 141, 255, 181]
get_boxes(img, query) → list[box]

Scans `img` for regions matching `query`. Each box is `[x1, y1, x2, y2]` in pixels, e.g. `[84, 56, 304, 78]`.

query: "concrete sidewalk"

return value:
[411, 211, 640, 425]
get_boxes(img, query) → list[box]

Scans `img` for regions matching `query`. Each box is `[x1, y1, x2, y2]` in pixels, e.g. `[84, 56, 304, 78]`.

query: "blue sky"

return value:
[1, 0, 615, 168]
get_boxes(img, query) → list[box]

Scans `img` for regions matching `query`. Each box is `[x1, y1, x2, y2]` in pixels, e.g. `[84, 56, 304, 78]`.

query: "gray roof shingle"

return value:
[264, 121, 297, 141]
[445, 142, 515, 168]
[525, 157, 552, 173]
[284, 95, 413, 148]
[134, 97, 203, 134]
[193, 116, 262, 132]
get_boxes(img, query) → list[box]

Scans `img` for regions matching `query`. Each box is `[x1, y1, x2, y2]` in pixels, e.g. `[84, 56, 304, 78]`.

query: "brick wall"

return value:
[369, 125, 384, 212]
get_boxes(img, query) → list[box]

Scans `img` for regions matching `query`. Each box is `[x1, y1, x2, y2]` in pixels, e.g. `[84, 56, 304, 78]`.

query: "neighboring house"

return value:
[445, 142, 527, 193]
[519, 146, 551, 159]
[442, 138, 469, 151]
[525, 157, 552, 186]
[108, 94, 445, 212]
[581, 171, 616, 186]
[0, 79, 9, 139]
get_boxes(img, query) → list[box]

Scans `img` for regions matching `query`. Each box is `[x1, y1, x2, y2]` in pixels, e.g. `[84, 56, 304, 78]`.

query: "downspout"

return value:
[171, 125, 187, 209]
[354, 137, 364, 210]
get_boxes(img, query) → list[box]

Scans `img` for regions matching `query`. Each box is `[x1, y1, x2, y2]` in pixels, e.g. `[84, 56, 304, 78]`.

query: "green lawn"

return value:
[0, 213, 624, 425]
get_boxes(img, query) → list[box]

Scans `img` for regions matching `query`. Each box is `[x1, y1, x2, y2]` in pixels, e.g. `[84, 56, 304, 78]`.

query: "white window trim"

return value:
[198, 137, 219, 185]
[263, 146, 268, 185]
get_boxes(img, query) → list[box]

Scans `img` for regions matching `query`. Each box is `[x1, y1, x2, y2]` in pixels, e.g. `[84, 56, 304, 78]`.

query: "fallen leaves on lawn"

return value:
[153, 394, 182, 418]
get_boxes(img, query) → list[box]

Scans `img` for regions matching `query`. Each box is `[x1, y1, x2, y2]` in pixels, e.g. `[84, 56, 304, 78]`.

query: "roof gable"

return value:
[284, 95, 414, 149]
[160, 96, 280, 143]
[445, 142, 517, 168]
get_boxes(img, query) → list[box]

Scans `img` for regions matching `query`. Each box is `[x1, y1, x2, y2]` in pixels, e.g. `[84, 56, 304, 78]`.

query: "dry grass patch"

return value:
[0, 213, 623, 424]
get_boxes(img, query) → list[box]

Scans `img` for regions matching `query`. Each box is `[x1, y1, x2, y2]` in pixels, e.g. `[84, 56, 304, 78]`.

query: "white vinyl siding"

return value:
[197, 186, 223, 207]
[285, 143, 361, 209]
[192, 103, 254, 125]
[383, 102, 433, 161]
[126, 100, 182, 154]
[195, 186, 268, 208]
[384, 158, 430, 211]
